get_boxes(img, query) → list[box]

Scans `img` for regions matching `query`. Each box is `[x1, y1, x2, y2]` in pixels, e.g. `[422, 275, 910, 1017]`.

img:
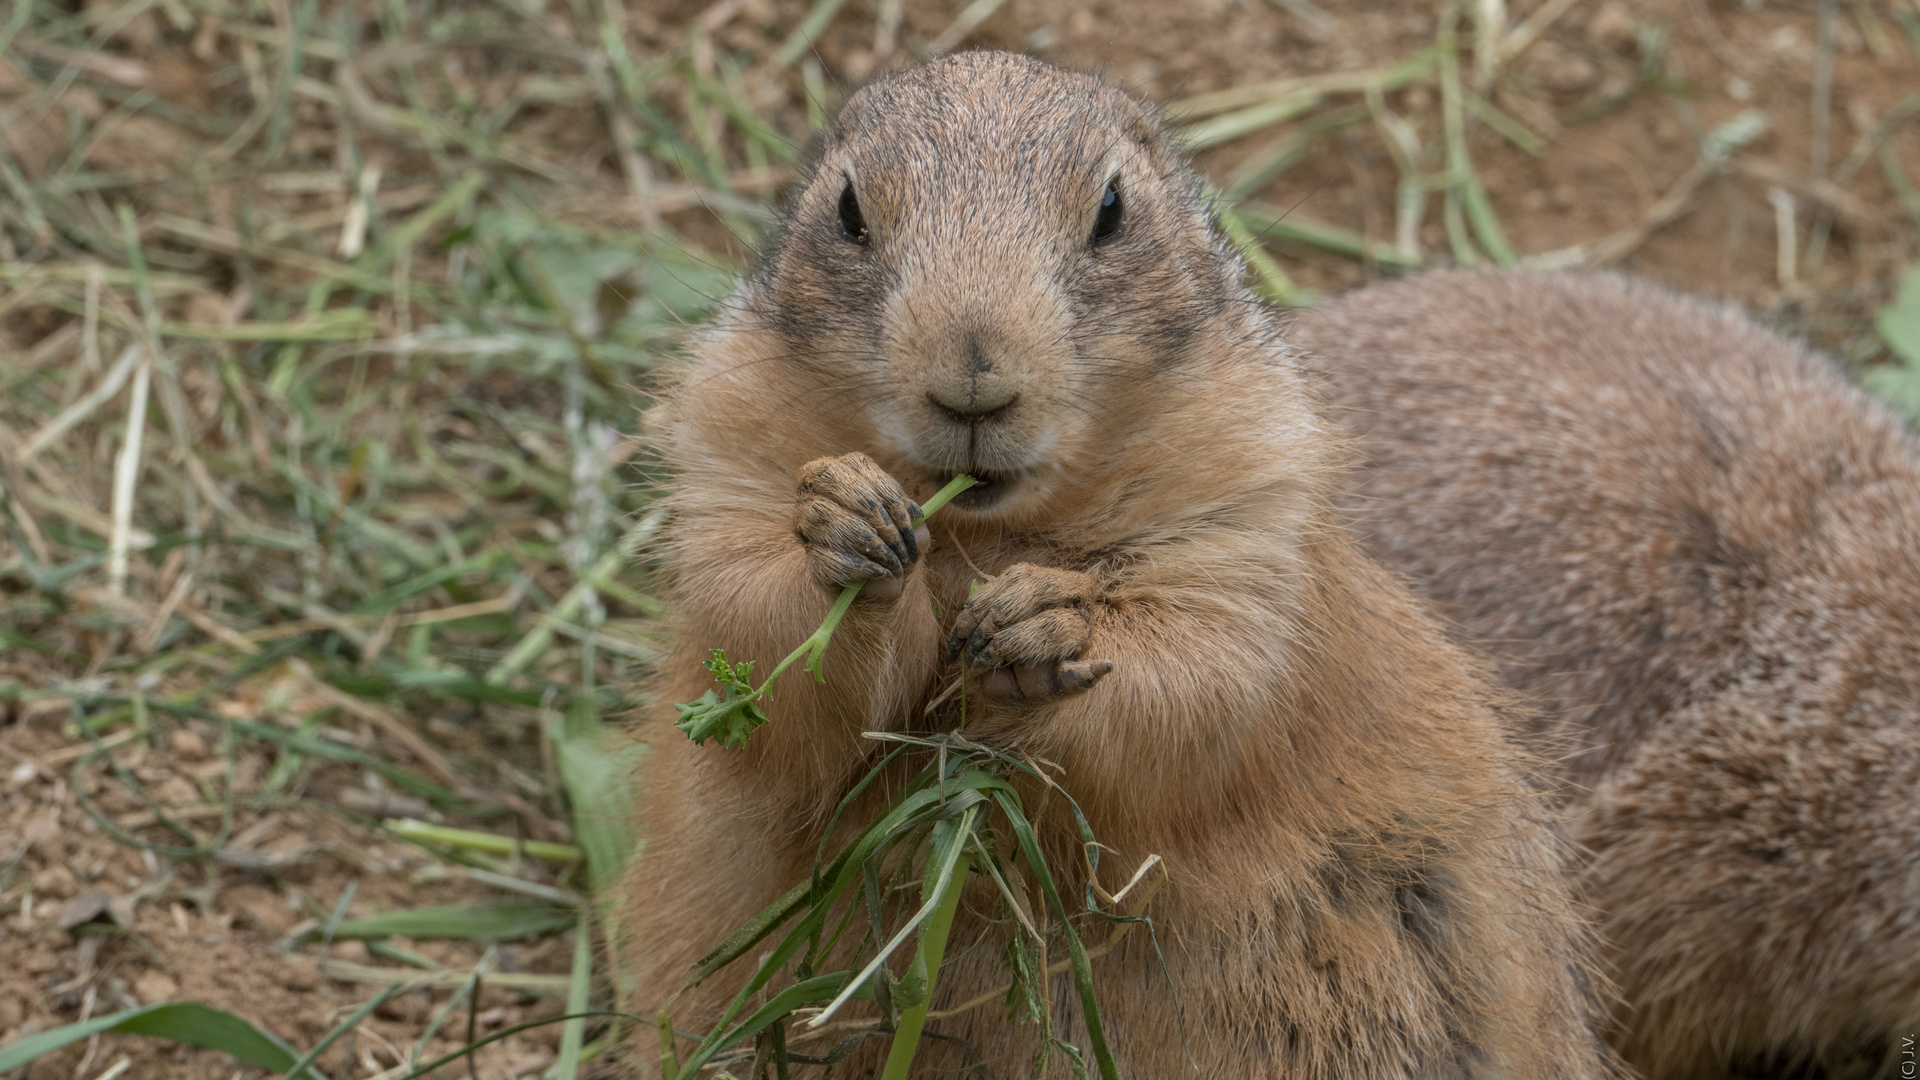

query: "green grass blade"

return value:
[815, 743, 914, 876]
[1223, 104, 1369, 200]
[1465, 89, 1548, 157]
[810, 804, 979, 1028]
[1863, 363, 1920, 420]
[384, 819, 581, 862]
[1233, 205, 1423, 267]
[1211, 197, 1315, 307]
[1442, 186, 1480, 267]
[1438, 0, 1515, 266]
[659, 1004, 681, 1080]
[1459, 178, 1515, 266]
[879, 843, 975, 1079]
[488, 507, 666, 686]
[159, 311, 376, 342]
[282, 983, 400, 1078]
[408, 948, 493, 1068]
[1869, 268, 1920, 420]
[551, 695, 647, 901]
[690, 972, 853, 1069]
[344, 550, 508, 617]
[990, 790, 1118, 1080]
[393, 1012, 644, 1080]
[1875, 267, 1920, 365]
[220, 719, 465, 810]
[553, 911, 594, 1080]
[773, 0, 853, 67]
[297, 902, 574, 942]
[1178, 91, 1323, 151]
[684, 875, 826, 989]
[375, 171, 486, 262]
[0, 1002, 322, 1078]
[677, 777, 1006, 1068]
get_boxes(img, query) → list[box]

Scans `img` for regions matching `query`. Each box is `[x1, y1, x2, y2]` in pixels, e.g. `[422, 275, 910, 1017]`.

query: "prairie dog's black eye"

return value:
[1091, 178, 1124, 245]
[837, 181, 868, 244]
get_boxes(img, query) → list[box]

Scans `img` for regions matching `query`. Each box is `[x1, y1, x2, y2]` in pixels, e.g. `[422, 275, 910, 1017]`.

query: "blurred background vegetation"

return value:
[1, 0, 1918, 1076]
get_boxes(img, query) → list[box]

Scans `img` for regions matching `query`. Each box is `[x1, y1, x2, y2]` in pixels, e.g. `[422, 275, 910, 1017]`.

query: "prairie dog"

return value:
[1303, 270, 1920, 1080]
[622, 55, 1618, 1078]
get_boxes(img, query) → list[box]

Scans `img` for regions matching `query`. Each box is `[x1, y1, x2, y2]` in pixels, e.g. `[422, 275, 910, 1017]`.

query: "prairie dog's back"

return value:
[1301, 271, 1920, 779]
[1299, 270, 1920, 1080]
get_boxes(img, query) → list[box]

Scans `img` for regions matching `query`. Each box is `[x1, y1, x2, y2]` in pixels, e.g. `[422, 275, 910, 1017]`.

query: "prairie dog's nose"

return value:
[927, 390, 1020, 423]
[921, 327, 1026, 422]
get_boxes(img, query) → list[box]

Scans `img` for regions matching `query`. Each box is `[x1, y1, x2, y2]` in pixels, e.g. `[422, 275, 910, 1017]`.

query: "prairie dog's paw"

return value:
[947, 564, 1114, 703]
[794, 453, 924, 598]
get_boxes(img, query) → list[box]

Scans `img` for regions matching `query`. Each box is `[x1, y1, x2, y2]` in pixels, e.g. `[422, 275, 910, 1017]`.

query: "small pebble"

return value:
[134, 971, 178, 1004]
[169, 728, 210, 759]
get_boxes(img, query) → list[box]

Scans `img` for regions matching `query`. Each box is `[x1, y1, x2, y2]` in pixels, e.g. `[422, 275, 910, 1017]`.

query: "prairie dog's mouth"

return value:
[943, 469, 1024, 510]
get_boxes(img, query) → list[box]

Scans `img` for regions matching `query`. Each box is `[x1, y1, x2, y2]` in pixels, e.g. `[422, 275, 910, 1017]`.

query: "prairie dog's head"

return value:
[753, 51, 1234, 519]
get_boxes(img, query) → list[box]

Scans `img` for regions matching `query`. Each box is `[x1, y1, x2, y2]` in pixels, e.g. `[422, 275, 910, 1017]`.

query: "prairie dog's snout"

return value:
[883, 258, 1073, 498]
[920, 317, 1023, 421]
[760, 51, 1222, 515]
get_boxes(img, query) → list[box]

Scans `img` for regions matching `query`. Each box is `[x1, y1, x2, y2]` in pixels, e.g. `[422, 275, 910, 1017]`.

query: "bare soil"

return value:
[3, 679, 577, 1080]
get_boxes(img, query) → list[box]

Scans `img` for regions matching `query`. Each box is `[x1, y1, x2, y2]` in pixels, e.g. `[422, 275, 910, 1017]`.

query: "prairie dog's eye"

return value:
[837, 181, 868, 244]
[1091, 178, 1124, 246]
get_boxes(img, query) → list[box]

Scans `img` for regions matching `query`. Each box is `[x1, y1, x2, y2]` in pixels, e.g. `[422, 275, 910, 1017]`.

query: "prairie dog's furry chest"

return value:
[920, 533, 1082, 600]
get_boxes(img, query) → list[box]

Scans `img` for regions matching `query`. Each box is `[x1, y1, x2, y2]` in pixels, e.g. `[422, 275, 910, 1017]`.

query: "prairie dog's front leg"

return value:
[948, 563, 1115, 702]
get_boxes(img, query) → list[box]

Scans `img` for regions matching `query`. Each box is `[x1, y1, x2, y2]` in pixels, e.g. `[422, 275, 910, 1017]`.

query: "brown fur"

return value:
[1302, 270, 1920, 1080]
[620, 55, 1618, 1078]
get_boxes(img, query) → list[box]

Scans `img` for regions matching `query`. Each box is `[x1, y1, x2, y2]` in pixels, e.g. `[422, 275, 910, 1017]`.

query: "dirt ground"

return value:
[2, 678, 581, 1080]
[3, 0, 1918, 1077]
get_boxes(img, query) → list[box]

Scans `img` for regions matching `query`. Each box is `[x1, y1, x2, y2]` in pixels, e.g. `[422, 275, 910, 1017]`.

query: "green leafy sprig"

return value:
[673, 473, 978, 748]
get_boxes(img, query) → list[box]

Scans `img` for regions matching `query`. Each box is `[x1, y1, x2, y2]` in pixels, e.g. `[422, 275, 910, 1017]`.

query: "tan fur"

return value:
[1303, 270, 1920, 1080]
[620, 56, 1618, 1078]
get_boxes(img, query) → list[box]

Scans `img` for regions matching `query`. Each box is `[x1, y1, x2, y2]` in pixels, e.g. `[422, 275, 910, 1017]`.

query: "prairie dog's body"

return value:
[1304, 271, 1920, 1080]
[622, 55, 1618, 1078]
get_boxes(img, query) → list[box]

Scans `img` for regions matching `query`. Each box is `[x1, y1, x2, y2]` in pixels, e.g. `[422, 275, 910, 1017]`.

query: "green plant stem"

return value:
[487, 507, 666, 686]
[912, 472, 982, 521]
[384, 818, 582, 863]
[879, 851, 973, 1080]
[1209, 192, 1315, 307]
[811, 804, 979, 1027]
[792, 584, 860, 683]
[746, 472, 978, 696]
[282, 984, 399, 1079]
[773, 0, 854, 67]
[658, 1004, 681, 1080]
[1438, 0, 1515, 266]
[554, 911, 594, 1080]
